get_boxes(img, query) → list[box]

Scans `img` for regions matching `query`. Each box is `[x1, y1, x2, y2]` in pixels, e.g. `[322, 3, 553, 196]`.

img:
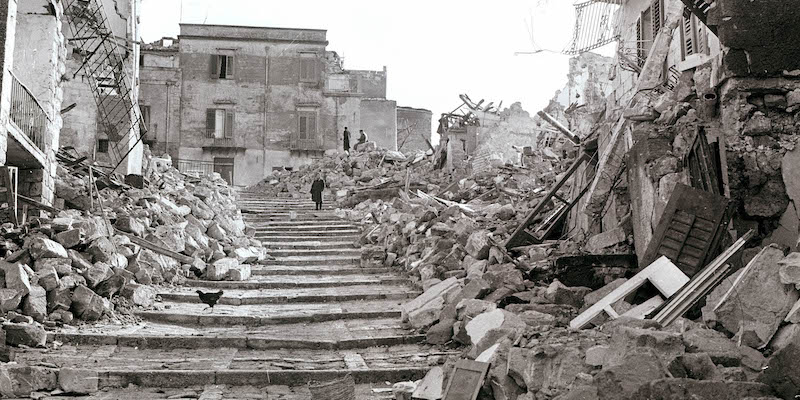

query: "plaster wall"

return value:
[359, 98, 396, 151]
[397, 106, 432, 153]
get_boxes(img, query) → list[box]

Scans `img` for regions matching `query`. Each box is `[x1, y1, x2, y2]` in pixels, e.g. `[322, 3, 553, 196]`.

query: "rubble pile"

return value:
[0, 149, 269, 338]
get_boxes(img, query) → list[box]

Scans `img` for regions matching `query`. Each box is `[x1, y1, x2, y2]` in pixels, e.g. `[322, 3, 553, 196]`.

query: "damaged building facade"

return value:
[0, 0, 67, 207]
[139, 24, 418, 186]
[59, 0, 144, 176]
[553, 0, 800, 261]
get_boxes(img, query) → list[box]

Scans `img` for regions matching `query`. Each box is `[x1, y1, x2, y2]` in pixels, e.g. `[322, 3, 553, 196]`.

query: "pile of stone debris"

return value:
[393, 233, 800, 398]
[0, 148, 269, 350]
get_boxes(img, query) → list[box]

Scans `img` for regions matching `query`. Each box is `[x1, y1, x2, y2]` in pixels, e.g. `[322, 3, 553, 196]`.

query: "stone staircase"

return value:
[26, 194, 447, 398]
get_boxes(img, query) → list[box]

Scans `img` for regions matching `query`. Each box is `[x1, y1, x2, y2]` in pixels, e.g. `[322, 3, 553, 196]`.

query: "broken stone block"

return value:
[361, 245, 385, 268]
[0, 289, 22, 313]
[584, 227, 626, 253]
[121, 283, 156, 307]
[86, 237, 116, 264]
[1, 262, 31, 297]
[412, 366, 444, 400]
[71, 285, 105, 321]
[94, 275, 126, 298]
[544, 280, 591, 308]
[3, 322, 46, 347]
[402, 277, 460, 329]
[759, 322, 800, 399]
[58, 367, 99, 394]
[228, 264, 251, 281]
[51, 217, 75, 231]
[47, 288, 72, 313]
[55, 229, 82, 249]
[604, 325, 685, 368]
[496, 204, 516, 221]
[779, 252, 800, 289]
[0, 365, 58, 396]
[483, 265, 524, 292]
[595, 348, 668, 400]
[456, 299, 497, 320]
[114, 216, 146, 237]
[83, 262, 114, 288]
[68, 250, 93, 272]
[148, 225, 186, 254]
[231, 247, 257, 264]
[509, 345, 588, 394]
[28, 237, 68, 259]
[206, 222, 227, 241]
[426, 318, 454, 345]
[465, 309, 526, 347]
[208, 258, 237, 281]
[518, 310, 557, 328]
[709, 245, 799, 348]
[33, 257, 71, 275]
[466, 230, 492, 260]
[667, 353, 720, 381]
[22, 285, 47, 322]
[633, 379, 773, 400]
[440, 277, 491, 321]
[477, 338, 524, 400]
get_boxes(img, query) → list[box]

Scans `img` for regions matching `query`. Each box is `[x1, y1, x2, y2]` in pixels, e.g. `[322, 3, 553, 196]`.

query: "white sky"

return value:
[140, 0, 581, 127]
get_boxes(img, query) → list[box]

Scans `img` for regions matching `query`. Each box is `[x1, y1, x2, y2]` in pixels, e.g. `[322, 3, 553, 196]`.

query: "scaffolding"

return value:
[564, 0, 624, 55]
[63, 0, 147, 174]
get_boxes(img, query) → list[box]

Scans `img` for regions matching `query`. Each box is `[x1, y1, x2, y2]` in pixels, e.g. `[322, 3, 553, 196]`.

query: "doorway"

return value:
[213, 157, 234, 185]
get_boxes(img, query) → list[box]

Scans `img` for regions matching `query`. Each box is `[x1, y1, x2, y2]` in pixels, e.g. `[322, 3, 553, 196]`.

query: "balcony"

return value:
[200, 137, 246, 150]
[176, 158, 216, 177]
[9, 72, 49, 154]
[290, 135, 324, 151]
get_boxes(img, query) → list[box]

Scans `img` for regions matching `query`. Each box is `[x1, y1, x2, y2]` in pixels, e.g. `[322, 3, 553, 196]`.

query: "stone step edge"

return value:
[250, 268, 393, 276]
[135, 310, 402, 326]
[158, 290, 420, 305]
[182, 278, 407, 290]
[47, 332, 426, 350]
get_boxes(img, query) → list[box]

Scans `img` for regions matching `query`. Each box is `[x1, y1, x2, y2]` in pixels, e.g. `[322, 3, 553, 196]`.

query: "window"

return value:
[300, 54, 316, 82]
[205, 109, 235, 138]
[680, 8, 710, 60]
[98, 139, 109, 153]
[140, 105, 151, 131]
[139, 54, 144, 67]
[636, 0, 664, 68]
[211, 55, 235, 79]
[297, 112, 317, 139]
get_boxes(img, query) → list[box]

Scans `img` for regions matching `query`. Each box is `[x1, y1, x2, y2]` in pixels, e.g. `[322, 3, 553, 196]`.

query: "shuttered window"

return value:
[300, 53, 316, 82]
[298, 112, 316, 139]
[210, 55, 235, 79]
[636, 1, 664, 68]
[205, 108, 235, 138]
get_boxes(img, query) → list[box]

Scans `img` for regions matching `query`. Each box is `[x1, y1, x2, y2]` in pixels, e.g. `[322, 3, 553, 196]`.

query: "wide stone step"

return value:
[252, 224, 358, 232]
[183, 274, 406, 290]
[251, 266, 384, 276]
[49, 318, 422, 350]
[260, 240, 358, 250]
[261, 256, 360, 266]
[159, 285, 419, 305]
[245, 219, 349, 227]
[136, 299, 405, 326]
[14, 344, 447, 386]
[44, 384, 400, 400]
[266, 248, 362, 258]
[256, 230, 361, 238]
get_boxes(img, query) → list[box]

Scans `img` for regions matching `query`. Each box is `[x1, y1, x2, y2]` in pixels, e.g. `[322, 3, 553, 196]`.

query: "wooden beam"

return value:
[114, 228, 195, 264]
[17, 194, 60, 215]
[537, 111, 581, 145]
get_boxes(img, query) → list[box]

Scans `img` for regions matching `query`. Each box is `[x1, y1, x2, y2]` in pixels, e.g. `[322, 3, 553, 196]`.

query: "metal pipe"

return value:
[537, 111, 581, 145]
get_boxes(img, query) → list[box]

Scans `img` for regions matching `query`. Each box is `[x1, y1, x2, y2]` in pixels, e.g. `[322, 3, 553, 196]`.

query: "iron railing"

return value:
[175, 158, 234, 177]
[9, 72, 49, 152]
[289, 135, 324, 151]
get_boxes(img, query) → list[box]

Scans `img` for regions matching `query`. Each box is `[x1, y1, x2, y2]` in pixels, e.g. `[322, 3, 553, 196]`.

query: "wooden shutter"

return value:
[652, 0, 663, 35]
[226, 55, 234, 79]
[224, 111, 234, 138]
[641, 183, 730, 278]
[205, 109, 216, 138]
[210, 55, 219, 78]
[298, 115, 307, 139]
[683, 11, 695, 58]
[307, 114, 316, 137]
[636, 18, 644, 68]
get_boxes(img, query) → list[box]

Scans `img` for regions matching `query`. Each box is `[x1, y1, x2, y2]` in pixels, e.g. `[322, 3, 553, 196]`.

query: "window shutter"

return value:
[683, 9, 695, 57]
[636, 18, 644, 68]
[652, 0, 662, 35]
[206, 109, 215, 137]
[696, 21, 707, 55]
[299, 115, 307, 139]
[210, 55, 219, 79]
[307, 114, 316, 136]
[225, 111, 234, 138]
[226, 55, 234, 79]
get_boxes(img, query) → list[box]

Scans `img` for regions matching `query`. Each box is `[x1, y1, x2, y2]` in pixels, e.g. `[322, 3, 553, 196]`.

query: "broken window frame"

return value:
[636, 0, 663, 68]
[140, 104, 151, 132]
[205, 108, 235, 138]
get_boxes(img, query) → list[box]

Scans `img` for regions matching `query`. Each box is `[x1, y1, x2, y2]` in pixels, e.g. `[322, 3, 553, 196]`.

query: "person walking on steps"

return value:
[343, 127, 351, 152]
[311, 174, 326, 211]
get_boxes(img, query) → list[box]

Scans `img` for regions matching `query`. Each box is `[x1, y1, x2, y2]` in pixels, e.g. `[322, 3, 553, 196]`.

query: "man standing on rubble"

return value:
[343, 127, 351, 153]
[311, 174, 326, 211]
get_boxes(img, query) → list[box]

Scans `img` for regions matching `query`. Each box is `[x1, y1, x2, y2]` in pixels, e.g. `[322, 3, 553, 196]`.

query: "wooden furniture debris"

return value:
[442, 359, 490, 400]
[0, 166, 18, 225]
[570, 256, 689, 330]
[652, 229, 754, 327]
[537, 111, 581, 145]
[640, 183, 731, 278]
[504, 152, 592, 249]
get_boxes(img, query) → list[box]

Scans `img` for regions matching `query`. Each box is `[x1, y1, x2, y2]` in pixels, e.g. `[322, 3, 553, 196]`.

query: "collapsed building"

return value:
[139, 26, 433, 186]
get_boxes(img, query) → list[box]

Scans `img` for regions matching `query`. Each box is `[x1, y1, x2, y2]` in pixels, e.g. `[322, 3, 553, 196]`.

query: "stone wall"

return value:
[397, 106, 432, 153]
[0, 0, 17, 167]
[139, 50, 181, 158]
[360, 98, 397, 151]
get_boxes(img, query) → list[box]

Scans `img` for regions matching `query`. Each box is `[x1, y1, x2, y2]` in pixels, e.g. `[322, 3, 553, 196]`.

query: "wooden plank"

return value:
[1, 167, 17, 225]
[114, 228, 195, 264]
[622, 296, 665, 319]
[442, 359, 490, 400]
[17, 194, 60, 215]
[570, 256, 688, 329]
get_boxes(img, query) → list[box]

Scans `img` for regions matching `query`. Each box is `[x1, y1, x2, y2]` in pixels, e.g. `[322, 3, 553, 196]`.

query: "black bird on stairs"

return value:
[196, 290, 224, 311]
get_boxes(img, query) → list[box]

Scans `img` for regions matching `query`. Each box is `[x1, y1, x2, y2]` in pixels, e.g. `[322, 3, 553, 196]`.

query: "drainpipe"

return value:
[164, 82, 170, 156]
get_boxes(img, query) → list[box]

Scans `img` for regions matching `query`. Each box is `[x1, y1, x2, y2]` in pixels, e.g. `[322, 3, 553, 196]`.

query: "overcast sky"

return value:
[140, 0, 581, 130]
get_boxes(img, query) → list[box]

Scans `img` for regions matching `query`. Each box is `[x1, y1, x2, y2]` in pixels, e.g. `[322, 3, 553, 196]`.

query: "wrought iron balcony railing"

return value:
[9, 72, 49, 153]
